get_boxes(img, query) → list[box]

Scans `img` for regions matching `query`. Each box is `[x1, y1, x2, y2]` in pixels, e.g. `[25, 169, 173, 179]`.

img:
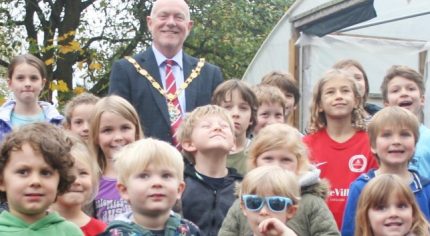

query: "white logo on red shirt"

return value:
[348, 154, 367, 173]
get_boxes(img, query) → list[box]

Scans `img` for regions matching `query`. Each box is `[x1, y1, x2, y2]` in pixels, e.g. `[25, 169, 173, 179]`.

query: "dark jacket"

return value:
[182, 164, 242, 236]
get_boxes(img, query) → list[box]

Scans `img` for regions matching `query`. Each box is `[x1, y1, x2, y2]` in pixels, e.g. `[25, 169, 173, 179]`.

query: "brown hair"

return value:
[260, 71, 300, 106]
[355, 174, 430, 236]
[381, 65, 425, 102]
[0, 123, 75, 201]
[8, 54, 47, 79]
[211, 79, 258, 136]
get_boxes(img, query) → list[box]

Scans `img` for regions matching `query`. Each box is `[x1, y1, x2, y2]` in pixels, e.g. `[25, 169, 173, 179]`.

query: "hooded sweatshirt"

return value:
[0, 211, 83, 236]
[218, 166, 340, 236]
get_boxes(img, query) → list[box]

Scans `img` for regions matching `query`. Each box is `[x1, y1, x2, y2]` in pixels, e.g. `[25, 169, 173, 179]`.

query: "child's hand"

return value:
[258, 218, 297, 236]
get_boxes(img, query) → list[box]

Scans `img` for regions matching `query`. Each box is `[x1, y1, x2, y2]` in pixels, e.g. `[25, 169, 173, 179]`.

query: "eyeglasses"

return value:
[241, 194, 293, 212]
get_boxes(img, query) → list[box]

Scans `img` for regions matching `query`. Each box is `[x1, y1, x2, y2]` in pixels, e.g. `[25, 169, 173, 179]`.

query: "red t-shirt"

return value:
[81, 217, 107, 236]
[303, 129, 378, 228]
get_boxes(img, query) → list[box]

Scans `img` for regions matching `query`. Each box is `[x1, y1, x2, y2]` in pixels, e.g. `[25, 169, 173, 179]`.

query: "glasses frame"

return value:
[241, 194, 293, 212]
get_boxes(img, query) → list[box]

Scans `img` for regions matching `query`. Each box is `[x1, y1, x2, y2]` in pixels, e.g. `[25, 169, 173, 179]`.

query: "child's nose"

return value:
[30, 174, 42, 187]
[258, 205, 270, 216]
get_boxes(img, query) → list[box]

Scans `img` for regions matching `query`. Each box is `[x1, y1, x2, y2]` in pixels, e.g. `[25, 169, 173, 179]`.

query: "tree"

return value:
[0, 0, 293, 105]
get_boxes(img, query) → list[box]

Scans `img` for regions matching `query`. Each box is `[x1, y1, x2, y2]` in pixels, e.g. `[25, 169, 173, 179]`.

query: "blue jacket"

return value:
[0, 100, 63, 141]
[409, 124, 430, 179]
[341, 169, 430, 236]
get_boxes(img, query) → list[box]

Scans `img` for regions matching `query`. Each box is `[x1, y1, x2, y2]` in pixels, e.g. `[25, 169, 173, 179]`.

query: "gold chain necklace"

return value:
[125, 56, 205, 102]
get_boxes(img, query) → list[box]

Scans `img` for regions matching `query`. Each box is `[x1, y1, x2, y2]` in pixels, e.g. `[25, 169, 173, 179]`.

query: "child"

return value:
[99, 138, 200, 235]
[355, 174, 430, 236]
[381, 65, 430, 179]
[178, 105, 242, 236]
[341, 106, 430, 235]
[211, 79, 258, 175]
[332, 59, 381, 119]
[88, 95, 144, 224]
[252, 85, 287, 136]
[51, 133, 106, 235]
[63, 93, 99, 141]
[239, 166, 300, 236]
[303, 69, 378, 228]
[0, 54, 63, 141]
[219, 123, 339, 236]
[0, 123, 82, 235]
[260, 71, 301, 125]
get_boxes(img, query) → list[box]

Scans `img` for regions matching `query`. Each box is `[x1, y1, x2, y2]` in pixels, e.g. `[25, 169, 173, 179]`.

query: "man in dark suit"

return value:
[109, 0, 223, 145]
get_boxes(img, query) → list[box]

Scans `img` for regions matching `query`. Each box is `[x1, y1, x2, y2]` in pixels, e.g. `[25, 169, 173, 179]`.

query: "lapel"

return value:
[136, 48, 170, 124]
[183, 53, 198, 112]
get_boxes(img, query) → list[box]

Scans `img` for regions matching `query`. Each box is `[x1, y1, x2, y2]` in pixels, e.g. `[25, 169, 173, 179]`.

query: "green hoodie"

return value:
[0, 211, 83, 236]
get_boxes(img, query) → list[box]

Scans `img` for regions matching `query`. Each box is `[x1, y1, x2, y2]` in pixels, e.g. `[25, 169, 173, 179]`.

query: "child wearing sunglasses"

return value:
[240, 166, 299, 236]
[219, 123, 339, 236]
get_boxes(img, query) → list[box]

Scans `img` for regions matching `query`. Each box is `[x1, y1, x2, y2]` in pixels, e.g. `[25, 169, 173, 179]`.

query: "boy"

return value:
[0, 123, 82, 235]
[252, 85, 287, 135]
[100, 138, 200, 235]
[341, 106, 430, 235]
[381, 65, 430, 179]
[178, 105, 242, 236]
[211, 79, 258, 175]
[260, 71, 301, 125]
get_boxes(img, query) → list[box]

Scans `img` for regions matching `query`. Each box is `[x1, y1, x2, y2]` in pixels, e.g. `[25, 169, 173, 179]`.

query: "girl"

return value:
[219, 123, 339, 236]
[239, 166, 300, 236]
[88, 95, 144, 224]
[211, 79, 258, 175]
[355, 174, 430, 236]
[332, 59, 381, 121]
[63, 92, 99, 141]
[303, 69, 378, 228]
[51, 133, 106, 236]
[0, 54, 63, 141]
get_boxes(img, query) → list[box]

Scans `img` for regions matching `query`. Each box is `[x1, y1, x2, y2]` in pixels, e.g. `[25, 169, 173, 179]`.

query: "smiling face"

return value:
[117, 164, 185, 219]
[147, 0, 193, 57]
[384, 76, 424, 117]
[0, 143, 59, 224]
[98, 112, 137, 161]
[368, 193, 413, 236]
[55, 159, 92, 207]
[319, 76, 358, 120]
[372, 125, 415, 169]
[8, 63, 45, 105]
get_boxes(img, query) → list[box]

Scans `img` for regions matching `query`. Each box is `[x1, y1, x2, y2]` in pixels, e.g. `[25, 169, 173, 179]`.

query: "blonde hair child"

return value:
[99, 138, 200, 235]
[0, 54, 63, 141]
[239, 166, 300, 236]
[355, 174, 430, 236]
[63, 93, 99, 141]
[303, 69, 378, 228]
[51, 132, 106, 235]
[88, 95, 144, 224]
[219, 123, 339, 236]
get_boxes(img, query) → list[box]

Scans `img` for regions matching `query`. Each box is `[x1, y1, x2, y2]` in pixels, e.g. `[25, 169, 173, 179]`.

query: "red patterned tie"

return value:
[165, 59, 183, 148]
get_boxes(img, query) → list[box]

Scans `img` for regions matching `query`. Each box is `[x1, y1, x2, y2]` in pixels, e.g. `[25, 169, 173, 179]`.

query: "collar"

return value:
[152, 45, 183, 70]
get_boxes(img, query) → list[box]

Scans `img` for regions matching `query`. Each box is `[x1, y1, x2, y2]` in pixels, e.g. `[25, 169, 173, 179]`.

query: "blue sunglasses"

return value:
[242, 194, 293, 212]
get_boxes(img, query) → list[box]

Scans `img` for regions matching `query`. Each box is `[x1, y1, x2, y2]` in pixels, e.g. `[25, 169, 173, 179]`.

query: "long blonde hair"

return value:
[307, 69, 365, 134]
[355, 174, 430, 236]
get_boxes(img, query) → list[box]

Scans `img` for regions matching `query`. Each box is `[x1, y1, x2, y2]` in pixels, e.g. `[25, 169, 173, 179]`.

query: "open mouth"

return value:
[388, 150, 405, 154]
[398, 101, 413, 107]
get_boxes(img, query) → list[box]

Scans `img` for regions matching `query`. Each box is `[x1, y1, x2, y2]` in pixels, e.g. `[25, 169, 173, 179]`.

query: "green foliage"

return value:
[0, 0, 293, 104]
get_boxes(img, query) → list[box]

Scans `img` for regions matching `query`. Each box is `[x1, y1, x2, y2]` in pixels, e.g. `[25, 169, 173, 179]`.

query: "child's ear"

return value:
[286, 205, 298, 220]
[116, 182, 129, 201]
[240, 201, 248, 216]
[176, 181, 186, 200]
[181, 140, 197, 153]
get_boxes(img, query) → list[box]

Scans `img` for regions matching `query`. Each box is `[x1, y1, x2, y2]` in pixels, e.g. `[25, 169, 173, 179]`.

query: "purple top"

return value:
[94, 176, 131, 224]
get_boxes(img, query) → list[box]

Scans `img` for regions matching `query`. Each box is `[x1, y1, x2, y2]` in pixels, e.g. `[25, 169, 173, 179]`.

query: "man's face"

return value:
[147, 0, 193, 57]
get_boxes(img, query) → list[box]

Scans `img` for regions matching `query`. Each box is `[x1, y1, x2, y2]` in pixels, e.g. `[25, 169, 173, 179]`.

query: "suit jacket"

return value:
[108, 47, 223, 144]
